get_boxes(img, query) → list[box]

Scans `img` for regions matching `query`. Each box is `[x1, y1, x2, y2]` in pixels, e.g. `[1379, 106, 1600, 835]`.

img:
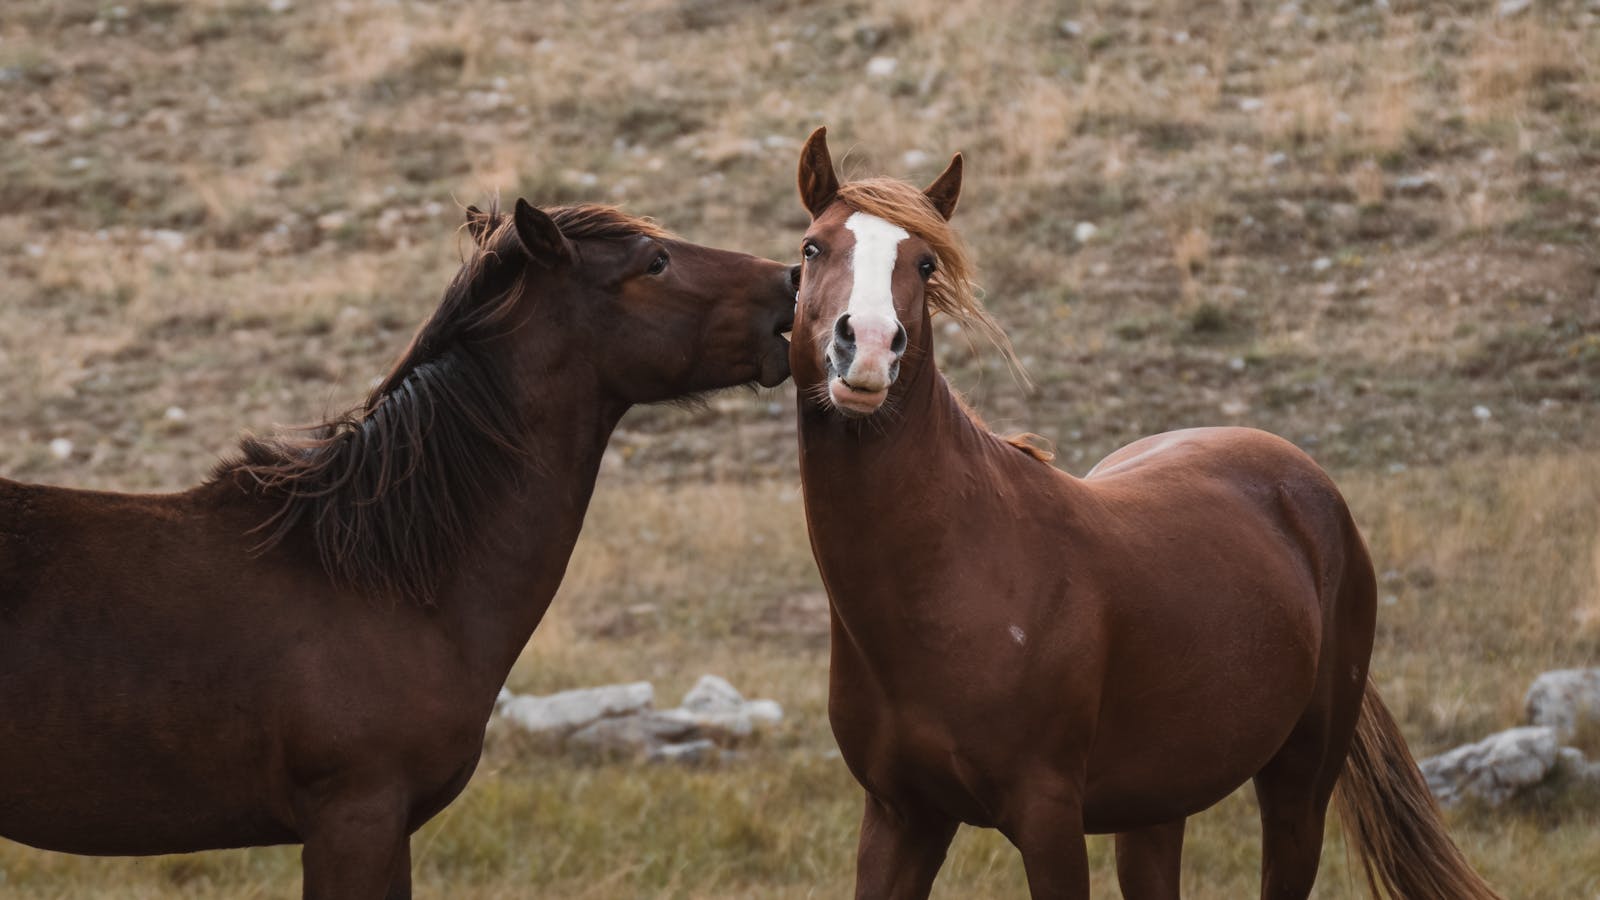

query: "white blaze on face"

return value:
[844, 212, 909, 323]
[837, 212, 909, 391]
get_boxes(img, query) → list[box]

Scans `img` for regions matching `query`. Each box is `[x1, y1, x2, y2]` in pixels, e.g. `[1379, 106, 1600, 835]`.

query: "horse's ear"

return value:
[511, 198, 572, 267]
[464, 205, 492, 245]
[798, 126, 840, 219]
[923, 152, 962, 221]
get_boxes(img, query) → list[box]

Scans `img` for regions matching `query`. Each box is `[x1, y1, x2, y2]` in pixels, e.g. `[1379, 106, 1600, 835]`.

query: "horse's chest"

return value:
[831, 696, 1010, 827]
[408, 749, 482, 827]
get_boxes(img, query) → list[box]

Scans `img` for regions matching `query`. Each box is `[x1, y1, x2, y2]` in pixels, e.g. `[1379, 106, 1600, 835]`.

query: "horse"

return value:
[787, 127, 1500, 900]
[0, 197, 797, 899]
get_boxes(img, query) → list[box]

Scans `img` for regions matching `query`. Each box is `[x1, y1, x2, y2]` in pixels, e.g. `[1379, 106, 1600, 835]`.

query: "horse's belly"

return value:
[1080, 732, 1286, 834]
[1079, 634, 1319, 831]
[0, 762, 292, 855]
[835, 730, 1007, 828]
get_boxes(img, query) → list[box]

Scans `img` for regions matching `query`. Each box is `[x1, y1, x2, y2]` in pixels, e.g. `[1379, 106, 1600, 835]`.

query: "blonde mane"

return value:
[834, 178, 1029, 387]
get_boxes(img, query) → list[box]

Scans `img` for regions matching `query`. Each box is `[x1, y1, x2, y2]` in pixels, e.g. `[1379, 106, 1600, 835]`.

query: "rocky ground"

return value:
[3, 0, 1597, 489]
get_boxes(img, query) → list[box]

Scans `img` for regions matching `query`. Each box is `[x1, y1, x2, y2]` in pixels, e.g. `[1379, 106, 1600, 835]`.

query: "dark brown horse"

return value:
[789, 128, 1499, 899]
[0, 198, 796, 898]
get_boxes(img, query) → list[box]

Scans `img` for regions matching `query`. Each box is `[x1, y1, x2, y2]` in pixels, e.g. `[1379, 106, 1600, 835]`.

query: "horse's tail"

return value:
[1333, 681, 1502, 899]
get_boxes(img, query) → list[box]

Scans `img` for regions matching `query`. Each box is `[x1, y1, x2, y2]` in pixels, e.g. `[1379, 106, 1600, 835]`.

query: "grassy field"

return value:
[3, 0, 1599, 896]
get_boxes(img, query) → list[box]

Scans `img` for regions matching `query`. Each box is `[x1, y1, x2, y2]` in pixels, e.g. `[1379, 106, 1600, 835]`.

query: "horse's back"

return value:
[0, 478, 228, 620]
[0, 476, 57, 616]
[1088, 426, 1327, 486]
[1084, 426, 1352, 557]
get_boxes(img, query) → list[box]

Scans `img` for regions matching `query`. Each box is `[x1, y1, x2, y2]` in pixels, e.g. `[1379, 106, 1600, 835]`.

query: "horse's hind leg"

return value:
[1114, 819, 1185, 899]
[1252, 752, 1332, 900]
[299, 788, 411, 900]
[1252, 662, 1366, 899]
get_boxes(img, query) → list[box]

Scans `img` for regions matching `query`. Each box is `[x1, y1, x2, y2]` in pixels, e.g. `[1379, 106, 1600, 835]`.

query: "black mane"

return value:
[214, 202, 666, 604]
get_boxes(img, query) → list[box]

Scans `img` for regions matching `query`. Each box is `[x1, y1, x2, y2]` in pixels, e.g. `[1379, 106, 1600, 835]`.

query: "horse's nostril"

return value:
[890, 322, 908, 356]
[833, 314, 855, 346]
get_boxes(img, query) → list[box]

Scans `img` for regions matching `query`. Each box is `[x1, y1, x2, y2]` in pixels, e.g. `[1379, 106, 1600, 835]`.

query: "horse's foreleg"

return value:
[1114, 819, 1186, 900]
[853, 793, 958, 900]
[384, 838, 412, 900]
[298, 788, 410, 900]
[1008, 786, 1090, 900]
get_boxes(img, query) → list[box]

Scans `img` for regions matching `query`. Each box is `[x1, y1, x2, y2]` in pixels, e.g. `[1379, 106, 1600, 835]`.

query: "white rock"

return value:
[497, 682, 654, 737]
[866, 56, 898, 78]
[1472, 404, 1492, 421]
[1073, 221, 1098, 243]
[682, 674, 745, 714]
[147, 229, 186, 251]
[1525, 668, 1600, 741]
[648, 738, 723, 765]
[901, 149, 932, 169]
[48, 438, 74, 460]
[745, 698, 784, 725]
[1238, 97, 1265, 113]
[1497, 0, 1532, 16]
[375, 208, 406, 235]
[568, 712, 700, 759]
[1312, 256, 1333, 273]
[1419, 726, 1560, 807]
[666, 675, 786, 740]
[657, 706, 753, 741]
[163, 406, 187, 422]
[1393, 173, 1439, 195]
[1557, 746, 1587, 773]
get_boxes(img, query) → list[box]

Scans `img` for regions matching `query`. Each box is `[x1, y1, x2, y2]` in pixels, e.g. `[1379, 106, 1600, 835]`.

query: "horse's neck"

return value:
[438, 364, 627, 694]
[798, 359, 1017, 604]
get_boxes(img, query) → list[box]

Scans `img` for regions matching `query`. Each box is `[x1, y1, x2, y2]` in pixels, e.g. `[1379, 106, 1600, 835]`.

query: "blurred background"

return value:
[2, 0, 1597, 896]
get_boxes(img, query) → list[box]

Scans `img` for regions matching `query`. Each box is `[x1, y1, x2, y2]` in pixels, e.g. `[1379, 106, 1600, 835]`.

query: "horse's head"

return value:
[463, 199, 797, 404]
[792, 127, 968, 418]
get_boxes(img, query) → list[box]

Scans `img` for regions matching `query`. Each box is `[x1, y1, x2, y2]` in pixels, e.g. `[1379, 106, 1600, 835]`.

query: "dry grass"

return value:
[2, 458, 1597, 898]
[3, 0, 1599, 896]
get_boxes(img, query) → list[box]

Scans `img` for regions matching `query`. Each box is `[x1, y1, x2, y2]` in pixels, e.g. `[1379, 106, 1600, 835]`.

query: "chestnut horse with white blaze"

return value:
[789, 128, 1499, 899]
[0, 198, 796, 899]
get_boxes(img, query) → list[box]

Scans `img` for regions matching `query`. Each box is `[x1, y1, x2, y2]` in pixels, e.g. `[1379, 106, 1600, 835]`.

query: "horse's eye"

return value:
[646, 253, 669, 275]
[802, 242, 820, 261]
[918, 258, 936, 279]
